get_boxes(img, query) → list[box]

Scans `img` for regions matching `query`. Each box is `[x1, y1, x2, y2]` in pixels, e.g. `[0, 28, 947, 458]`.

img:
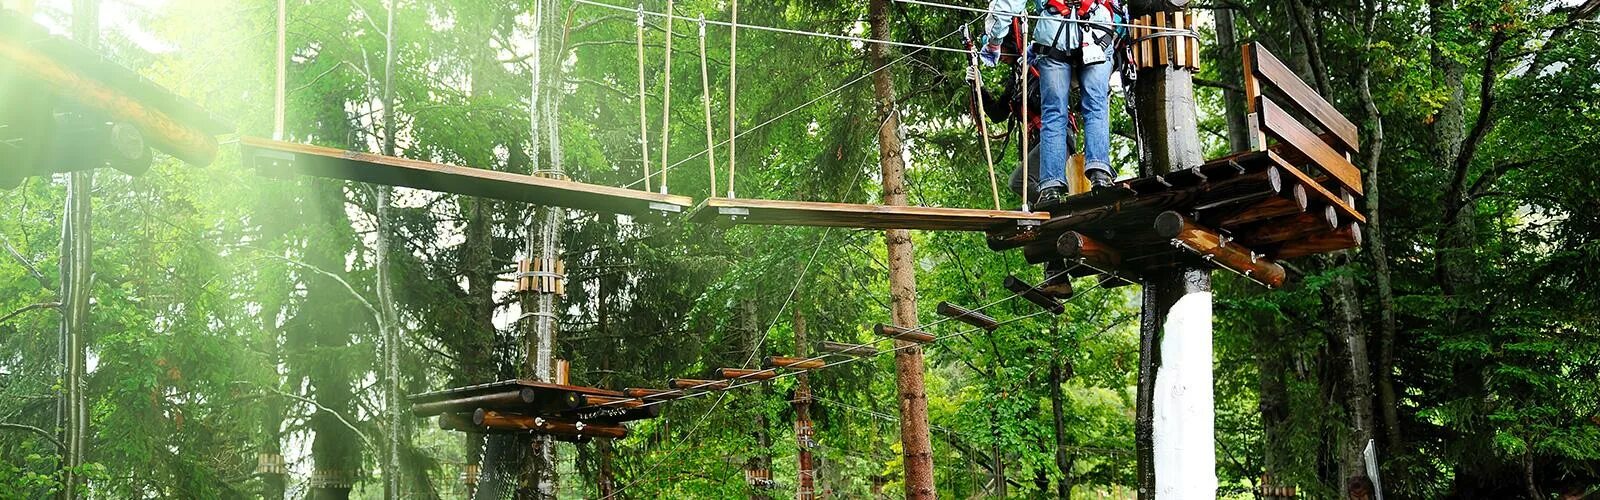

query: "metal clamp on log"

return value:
[516, 256, 565, 295]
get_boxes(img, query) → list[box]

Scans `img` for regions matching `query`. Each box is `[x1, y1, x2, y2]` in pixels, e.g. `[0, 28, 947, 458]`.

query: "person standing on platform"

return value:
[980, 0, 1125, 212]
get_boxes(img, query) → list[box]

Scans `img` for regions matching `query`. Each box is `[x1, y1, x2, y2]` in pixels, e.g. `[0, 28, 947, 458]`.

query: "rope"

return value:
[962, 26, 1001, 211]
[273, 0, 287, 140]
[697, 16, 718, 197]
[657, 0, 675, 194]
[573, 0, 980, 55]
[617, 16, 984, 191]
[892, 0, 1197, 33]
[1020, 15, 1031, 213]
[726, 0, 739, 198]
[637, 5, 652, 192]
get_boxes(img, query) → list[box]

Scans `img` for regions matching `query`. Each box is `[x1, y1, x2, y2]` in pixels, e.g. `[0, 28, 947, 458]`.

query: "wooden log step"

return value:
[935, 302, 1000, 331]
[1236, 209, 1338, 247]
[1210, 183, 1309, 228]
[1271, 223, 1362, 259]
[474, 409, 629, 440]
[411, 387, 539, 417]
[621, 387, 686, 400]
[1155, 212, 1287, 288]
[874, 324, 936, 344]
[1003, 275, 1065, 314]
[668, 378, 732, 390]
[716, 367, 778, 380]
[581, 395, 645, 409]
[817, 341, 878, 357]
[763, 356, 826, 370]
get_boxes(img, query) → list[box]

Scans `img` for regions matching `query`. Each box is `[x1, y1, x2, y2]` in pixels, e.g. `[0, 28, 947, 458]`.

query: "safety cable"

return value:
[697, 16, 719, 196]
[636, 5, 652, 192]
[892, 0, 1197, 33]
[1020, 14, 1031, 213]
[615, 15, 984, 191]
[725, 0, 740, 198]
[657, 0, 675, 194]
[574, 0, 979, 54]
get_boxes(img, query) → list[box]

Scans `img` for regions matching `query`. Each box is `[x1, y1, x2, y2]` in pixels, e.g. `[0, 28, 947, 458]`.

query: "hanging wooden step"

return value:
[1003, 276, 1065, 314]
[689, 197, 1050, 232]
[621, 387, 686, 400]
[934, 302, 1000, 331]
[874, 324, 935, 344]
[817, 341, 878, 357]
[716, 368, 778, 380]
[764, 356, 826, 370]
[240, 137, 694, 217]
[668, 378, 732, 390]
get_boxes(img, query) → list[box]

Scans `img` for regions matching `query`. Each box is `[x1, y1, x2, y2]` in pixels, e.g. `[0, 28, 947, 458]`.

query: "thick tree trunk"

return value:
[1356, 0, 1402, 457]
[517, 0, 562, 496]
[866, 0, 936, 497]
[793, 306, 816, 500]
[1129, 3, 1212, 498]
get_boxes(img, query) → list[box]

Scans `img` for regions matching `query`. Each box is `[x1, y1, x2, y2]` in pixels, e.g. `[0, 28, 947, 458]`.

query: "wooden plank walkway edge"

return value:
[690, 197, 1050, 232]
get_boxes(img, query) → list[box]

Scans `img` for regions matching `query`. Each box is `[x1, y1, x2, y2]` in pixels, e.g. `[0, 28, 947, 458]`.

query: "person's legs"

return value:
[1076, 59, 1115, 178]
[1034, 56, 1072, 193]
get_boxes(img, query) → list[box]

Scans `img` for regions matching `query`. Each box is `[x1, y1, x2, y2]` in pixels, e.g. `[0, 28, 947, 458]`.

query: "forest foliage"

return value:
[2, 0, 1599, 498]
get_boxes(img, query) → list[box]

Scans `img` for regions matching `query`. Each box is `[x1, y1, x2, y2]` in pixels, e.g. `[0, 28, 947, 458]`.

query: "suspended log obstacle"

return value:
[0, 10, 228, 188]
[935, 302, 999, 331]
[874, 323, 935, 344]
[983, 42, 1367, 287]
[410, 379, 659, 440]
[817, 341, 878, 357]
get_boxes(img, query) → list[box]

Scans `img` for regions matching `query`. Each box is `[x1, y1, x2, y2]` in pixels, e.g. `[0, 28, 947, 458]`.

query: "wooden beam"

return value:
[668, 378, 731, 390]
[935, 302, 1000, 331]
[240, 137, 694, 216]
[621, 388, 684, 400]
[411, 388, 538, 417]
[1264, 151, 1365, 223]
[817, 341, 878, 357]
[1212, 183, 1308, 227]
[1235, 208, 1339, 247]
[1272, 223, 1362, 259]
[715, 367, 778, 380]
[874, 323, 935, 344]
[1245, 42, 1359, 152]
[1056, 231, 1123, 272]
[689, 197, 1049, 232]
[580, 395, 645, 409]
[763, 356, 825, 370]
[1258, 99, 1362, 196]
[1003, 275, 1066, 314]
[1154, 212, 1286, 288]
[473, 410, 628, 439]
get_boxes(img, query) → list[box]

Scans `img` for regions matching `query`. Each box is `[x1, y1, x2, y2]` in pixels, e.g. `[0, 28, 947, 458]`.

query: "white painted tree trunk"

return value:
[1153, 291, 1217, 499]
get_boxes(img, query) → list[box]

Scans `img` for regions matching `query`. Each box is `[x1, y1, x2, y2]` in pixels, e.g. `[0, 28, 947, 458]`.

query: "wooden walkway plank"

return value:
[689, 197, 1050, 232]
[240, 137, 694, 217]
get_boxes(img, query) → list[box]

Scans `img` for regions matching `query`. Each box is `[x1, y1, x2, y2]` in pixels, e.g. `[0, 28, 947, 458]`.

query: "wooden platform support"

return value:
[874, 324, 936, 344]
[763, 356, 826, 370]
[1155, 212, 1286, 289]
[1003, 276, 1066, 314]
[411, 387, 539, 417]
[240, 137, 694, 217]
[1056, 231, 1123, 272]
[715, 367, 778, 380]
[935, 302, 1000, 331]
[580, 395, 645, 409]
[1273, 223, 1362, 259]
[473, 410, 628, 440]
[690, 197, 1050, 232]
[668, 378, 731, 390]
[817, 341, 878, 357]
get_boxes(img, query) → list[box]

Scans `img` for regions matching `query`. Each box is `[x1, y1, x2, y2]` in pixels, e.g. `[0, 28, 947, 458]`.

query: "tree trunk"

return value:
[1129, 3, 1213, 498]
[376, 2, 405, 496]
[58, 3, 98, 498]
[1356, 0, 1402, 457]
[866, 0, 936, 497]
[517, 0, 563, 496]
[793, 305, 816, 500]
[1050, 357, 1073, 500]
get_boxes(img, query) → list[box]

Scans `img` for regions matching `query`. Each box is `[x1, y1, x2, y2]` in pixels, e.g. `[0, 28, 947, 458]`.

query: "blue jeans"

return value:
[1035, 56, 1114, 191]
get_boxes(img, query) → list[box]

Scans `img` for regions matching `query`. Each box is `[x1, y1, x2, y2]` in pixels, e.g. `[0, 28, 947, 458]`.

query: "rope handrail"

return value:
[893, 0, 1198, 33]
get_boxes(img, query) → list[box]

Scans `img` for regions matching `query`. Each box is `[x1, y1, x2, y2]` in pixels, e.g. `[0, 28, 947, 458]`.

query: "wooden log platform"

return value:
[408, 379, 661, 427]
[984, 150, 1363, 288]
[240, 137, 694, 217]
[689, 197, 1051, 232]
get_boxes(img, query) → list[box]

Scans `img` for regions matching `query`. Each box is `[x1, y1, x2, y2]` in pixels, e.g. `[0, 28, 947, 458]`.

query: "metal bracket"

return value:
[648, 201, 682, 214]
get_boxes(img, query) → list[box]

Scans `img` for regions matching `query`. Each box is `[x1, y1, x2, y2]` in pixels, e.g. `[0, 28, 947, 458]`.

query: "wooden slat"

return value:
[241, 137, 694, 216]
[689, 197, 1049, 231]
[1246, 42, 1359, 152]
[1155, 12, 1168, 67]
[1258, 99, 1364, 196]
[1265, 151, 1366, 223]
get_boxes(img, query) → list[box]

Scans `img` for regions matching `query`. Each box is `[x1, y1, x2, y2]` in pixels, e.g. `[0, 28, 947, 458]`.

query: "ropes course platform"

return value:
[689, 197, 1051, 231]
[988, 43, 1369, 289]
[409, 379, 660, 442]
[240, 137, 695, 217]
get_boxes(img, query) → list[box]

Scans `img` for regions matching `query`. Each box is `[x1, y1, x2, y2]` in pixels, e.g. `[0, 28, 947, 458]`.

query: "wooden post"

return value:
[520, 0, 563, 493]
[1129, 1, 1216, 498]
[867, 0, 935, 496]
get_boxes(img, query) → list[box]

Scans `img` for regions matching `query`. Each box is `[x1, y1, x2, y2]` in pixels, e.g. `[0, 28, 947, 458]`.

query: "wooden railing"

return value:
[1242, 42, 1366, 223]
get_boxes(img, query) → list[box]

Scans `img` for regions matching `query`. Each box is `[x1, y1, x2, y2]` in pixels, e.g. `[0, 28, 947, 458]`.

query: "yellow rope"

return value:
[698, 16, 718, 197]
[966, 33, 1000, 211]
[726, 0, 739, 198]
[657, 0, 674, 194]
[637, 5, 652, 192]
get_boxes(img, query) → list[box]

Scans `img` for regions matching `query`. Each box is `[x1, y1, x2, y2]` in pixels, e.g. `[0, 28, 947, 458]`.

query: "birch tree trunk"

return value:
[59, 2, 97, 497]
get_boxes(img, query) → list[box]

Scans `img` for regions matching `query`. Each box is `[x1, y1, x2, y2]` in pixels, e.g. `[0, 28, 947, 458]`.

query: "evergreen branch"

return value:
[0, 422, 64, 451]
[230, 381, 371, 446]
